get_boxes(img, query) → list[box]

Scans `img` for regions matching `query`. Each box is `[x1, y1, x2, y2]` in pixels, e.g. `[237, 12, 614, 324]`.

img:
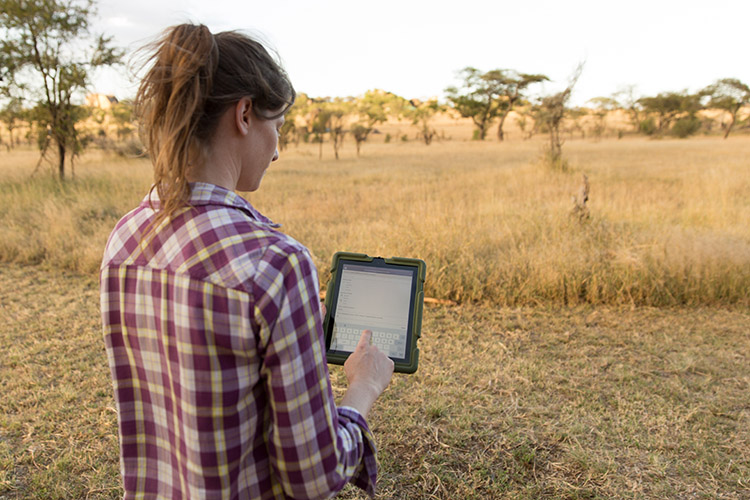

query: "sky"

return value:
[92, 0, 750, 107]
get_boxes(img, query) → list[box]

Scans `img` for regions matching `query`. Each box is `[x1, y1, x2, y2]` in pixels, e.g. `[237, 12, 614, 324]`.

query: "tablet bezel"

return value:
[323, 252, 425, 374]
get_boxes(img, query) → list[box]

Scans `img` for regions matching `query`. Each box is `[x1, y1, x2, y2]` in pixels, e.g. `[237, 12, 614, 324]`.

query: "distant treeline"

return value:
[3, 0, 749, 178]
[1, 74, 749, 163]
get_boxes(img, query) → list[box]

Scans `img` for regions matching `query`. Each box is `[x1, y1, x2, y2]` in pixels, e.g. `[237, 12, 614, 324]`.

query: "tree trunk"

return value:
[724, 113, 736, 139]
[332, 132, 341, 160]
[58, 141, 66, 180]
[497, 112, 508, 141]
[629, 109, 640, 132]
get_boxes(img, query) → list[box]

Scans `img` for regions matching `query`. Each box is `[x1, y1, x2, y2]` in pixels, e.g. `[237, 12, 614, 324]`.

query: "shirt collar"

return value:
[141, 182, 281, 228]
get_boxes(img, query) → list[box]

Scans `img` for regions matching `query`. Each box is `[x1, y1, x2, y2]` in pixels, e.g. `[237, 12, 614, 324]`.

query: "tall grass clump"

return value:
[1, 136, 749, 306]
[252, 138, 750, 307]
[0, 150, 151, 273]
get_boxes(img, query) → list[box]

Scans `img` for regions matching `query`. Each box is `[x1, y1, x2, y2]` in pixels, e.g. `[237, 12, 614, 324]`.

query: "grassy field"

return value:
[0, 264, 748, 499]
[0, 136, 749, 498]
[1, 136, 749, 307]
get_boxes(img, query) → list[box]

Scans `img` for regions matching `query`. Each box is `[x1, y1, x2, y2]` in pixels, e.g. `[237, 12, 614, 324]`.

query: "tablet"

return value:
[323, 252, 426, 374]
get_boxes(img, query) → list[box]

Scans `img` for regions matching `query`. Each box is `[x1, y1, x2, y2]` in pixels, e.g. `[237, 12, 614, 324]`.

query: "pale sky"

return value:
[92, 0, 749, 107]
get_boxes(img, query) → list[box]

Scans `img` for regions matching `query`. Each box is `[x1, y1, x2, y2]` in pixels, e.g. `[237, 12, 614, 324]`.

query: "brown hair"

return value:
[134, 23, 295, 227]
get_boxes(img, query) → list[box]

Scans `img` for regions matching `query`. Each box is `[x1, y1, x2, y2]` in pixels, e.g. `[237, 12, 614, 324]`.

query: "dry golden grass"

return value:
[259, 136, 750, 306]
[1, 265, 748, 499]
[0, 149, 151, 273]
[1, 135, 749, 307]
[1, 137, 749, 498]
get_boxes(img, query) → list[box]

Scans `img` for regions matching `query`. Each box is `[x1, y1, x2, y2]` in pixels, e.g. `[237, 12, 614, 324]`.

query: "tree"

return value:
[445, 67, 502, 140]
[278, 117, 296, 151]
[567, 106, 588, 139]
[701, 78, 750, 139]
[404, 98, 443, 145]
[0, 95, 24, 150]
[303, 97, 351, 160]
[111, 99, 135, 141]
[291, 93, 332, 157]
[309, 105, 328, 160]
[325, 99, 349, 160]
[513, 104, 535, 139]
[446, 67, 546, 141]
[350, 89, 404, 155]
[350, 123, 370, 156]
[588, 96, 619, 139]
[637, 91, 701, 135]
[0, 0, 121, 179]
[534, 63, 583, 171]
[612, 85, 642, 133]
[491, 70, 547, 141]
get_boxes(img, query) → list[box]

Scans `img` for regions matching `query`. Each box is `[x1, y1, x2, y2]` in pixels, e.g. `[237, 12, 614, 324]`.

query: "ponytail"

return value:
[134, 23, 294, 230]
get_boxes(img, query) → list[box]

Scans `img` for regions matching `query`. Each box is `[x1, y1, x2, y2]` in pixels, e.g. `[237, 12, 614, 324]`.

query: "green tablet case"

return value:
[323, 252, 426, 374]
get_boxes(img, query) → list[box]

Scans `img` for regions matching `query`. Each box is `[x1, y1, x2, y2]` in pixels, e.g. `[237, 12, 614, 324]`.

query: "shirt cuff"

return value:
[337, 406, 378, 497]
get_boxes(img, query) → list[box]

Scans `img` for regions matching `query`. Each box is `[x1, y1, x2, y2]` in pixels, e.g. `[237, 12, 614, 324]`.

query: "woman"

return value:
[100, 24, 393, 499]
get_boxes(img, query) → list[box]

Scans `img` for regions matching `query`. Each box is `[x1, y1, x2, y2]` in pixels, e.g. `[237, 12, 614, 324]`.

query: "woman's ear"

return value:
[234, 97, 253, 135]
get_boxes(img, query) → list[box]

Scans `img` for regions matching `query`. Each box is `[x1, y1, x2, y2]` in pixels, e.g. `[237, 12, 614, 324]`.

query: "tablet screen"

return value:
[328, 262, 415, 361]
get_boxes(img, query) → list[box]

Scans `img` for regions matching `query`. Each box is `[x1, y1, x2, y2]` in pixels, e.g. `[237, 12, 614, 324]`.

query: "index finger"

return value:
[357, 329, 373, 347]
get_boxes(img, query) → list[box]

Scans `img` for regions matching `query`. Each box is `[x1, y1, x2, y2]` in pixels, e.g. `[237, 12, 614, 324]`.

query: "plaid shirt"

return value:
[100, 183, 377, 499]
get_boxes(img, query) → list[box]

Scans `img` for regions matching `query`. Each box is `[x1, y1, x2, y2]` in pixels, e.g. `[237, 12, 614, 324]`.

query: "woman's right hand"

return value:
[340, 330, 394, 418]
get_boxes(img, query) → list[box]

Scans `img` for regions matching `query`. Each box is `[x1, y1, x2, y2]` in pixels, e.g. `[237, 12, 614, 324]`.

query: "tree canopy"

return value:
[444, 67, 503, 140]
[637, 91, 701, 134]
[445, 67, 546, 141]
[490, 70, 547, 141]
[0, 0, 121, 178]
[701, 78, 750, 138]
[533, 63, 583, 170]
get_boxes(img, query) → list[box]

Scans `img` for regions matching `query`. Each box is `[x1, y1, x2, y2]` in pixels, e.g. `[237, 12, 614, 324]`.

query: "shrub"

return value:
[542, 149, 569, 172]
[672, 116, 701, 138]
[639, 118, 657, 136]
[114, 138, 146, 158]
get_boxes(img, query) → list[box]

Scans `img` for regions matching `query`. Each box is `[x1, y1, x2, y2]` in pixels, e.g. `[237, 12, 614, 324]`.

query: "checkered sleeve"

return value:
[254, 246, 377, 499]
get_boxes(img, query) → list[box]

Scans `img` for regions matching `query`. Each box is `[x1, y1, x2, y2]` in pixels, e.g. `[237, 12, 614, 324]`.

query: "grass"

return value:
[0, 136, 749, 497]
[1, 136, 750, 307]
[0, 264, 748, 498]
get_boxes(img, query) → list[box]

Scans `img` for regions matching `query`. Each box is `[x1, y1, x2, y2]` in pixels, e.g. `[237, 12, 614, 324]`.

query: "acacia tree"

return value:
[445, 67, 502, 140]
[286, 93, 313, 144]
[325, 98, 350, 160]
[492, 70, 547, 141]
[303, 98, 351, 160]
[292, 93, 333, 157]
[308, 105, 328, 160]
[637, 91, 701, 135]
[350, 124, 370, 156]
[350, 89, 404, 156]
[111, 99, 135, 141]
[0, 95, 24, 150]
[701, 78, 750, 139]
[276, 94, 301, 151]
[588, 96, 619, 139]
[534, 63, 583, 170]
[446, 67, 546, 141]
[0, 0, 121, 179]
[405, 98, 442, 145]
[613, 85, 642, 133]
